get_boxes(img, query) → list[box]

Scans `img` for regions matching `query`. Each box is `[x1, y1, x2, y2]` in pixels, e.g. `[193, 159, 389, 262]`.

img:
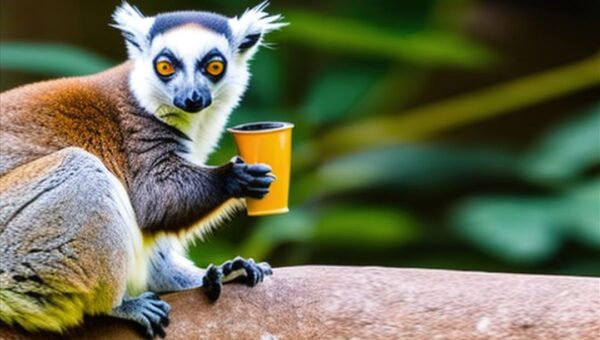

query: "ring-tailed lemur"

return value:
[0, 2, 286, 338]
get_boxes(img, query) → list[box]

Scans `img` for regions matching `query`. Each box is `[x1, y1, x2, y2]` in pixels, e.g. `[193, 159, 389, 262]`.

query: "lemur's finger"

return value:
[144, 304, 167, 318]
[232, 171, 254, 186]
[250, 175, 275, 188]
[245, 187, 270, 199]
[142, 310, 165, 338]
[202, 264, 223, 302]
[258, 262, 273, 276]
[245, 163, 272, 175]
[150, 299, 170, 314]
[137, 317, 154, 340]
[244, 259, 261, 286]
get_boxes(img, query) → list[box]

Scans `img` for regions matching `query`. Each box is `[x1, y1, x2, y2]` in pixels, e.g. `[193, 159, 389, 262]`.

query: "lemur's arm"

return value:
[130, 151, 272, 233]
[122, 113, 273, 233]
[126, 121, 274, 300]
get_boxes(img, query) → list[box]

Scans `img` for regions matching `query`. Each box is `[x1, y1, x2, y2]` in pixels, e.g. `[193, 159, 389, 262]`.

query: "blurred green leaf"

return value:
[295, 145, 513, 201]
[314, 205, 420, 248]
[0, 42, 114, 76]
[559, 179, 600, 248]
[302, 66, 383, 124]
[240, 209, 315, 260]
[452, 179, 600, 265]
[452, 197, 563, 265]
[246, 49, 284, 107]
[278, 10, 495, 68]
[521, 104, 600, 182]
[188, 239, 238, 267]
[321, 56, 600, 157]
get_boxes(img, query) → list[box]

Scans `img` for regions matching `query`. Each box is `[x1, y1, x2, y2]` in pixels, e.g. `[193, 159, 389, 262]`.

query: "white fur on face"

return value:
[113, 2, 286, 164]
[111, 2, 155, 58]
[130, 27, 251, 164]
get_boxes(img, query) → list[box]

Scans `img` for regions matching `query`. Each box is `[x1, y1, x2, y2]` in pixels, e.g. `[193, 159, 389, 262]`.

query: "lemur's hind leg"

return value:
[147, 239, 272, 301]
[0, 147, 166, 337]
[0, 147, 135, 332]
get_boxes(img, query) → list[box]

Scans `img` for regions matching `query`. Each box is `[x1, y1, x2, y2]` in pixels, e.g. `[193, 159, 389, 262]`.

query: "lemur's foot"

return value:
[111, 292, 170, 339]
[202, 257, 273, 301]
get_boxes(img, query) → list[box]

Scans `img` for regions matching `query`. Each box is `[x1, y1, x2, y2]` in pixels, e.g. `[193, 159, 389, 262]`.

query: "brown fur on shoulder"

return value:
[0, 63, 133, 182]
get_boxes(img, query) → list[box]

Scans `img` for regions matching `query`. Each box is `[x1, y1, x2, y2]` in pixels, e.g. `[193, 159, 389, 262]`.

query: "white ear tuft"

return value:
[111, 2, 155, 58]
[229, 1, 288, 55]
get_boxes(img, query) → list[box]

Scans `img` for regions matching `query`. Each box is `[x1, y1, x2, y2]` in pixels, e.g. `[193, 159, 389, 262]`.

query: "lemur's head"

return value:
[112, 2, 284, 126]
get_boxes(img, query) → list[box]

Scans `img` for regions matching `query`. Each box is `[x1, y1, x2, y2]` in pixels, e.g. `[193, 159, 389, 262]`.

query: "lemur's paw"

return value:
[221, 256, 273, 287]
[111, 292, 170, 339]
[202, 258, 272, 301]
[202, 264, 224, 302]
[227, 156, 275, 199]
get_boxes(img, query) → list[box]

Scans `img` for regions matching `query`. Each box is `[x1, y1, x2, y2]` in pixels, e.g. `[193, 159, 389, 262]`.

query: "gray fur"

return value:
[146, 239, 204, 293]
[0, 148, 133, 329]
[111, 292, 170, 339]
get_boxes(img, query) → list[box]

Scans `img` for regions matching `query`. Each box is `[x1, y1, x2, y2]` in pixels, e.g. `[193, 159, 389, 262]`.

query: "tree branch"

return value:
[1, 266, 599, 339]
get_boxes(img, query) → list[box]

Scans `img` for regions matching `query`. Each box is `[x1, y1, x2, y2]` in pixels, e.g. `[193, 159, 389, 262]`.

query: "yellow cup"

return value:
[227, 122, 294, 216]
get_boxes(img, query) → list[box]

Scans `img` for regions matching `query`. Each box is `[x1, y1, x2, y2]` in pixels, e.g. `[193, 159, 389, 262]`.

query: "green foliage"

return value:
[278, 10, 495, 68]
[2, 0, 598, 276]
[296, 146, 513, 201]
[561, 179, 600, 248]
[302, 65, 383, 124]
[452, 104, 600, 265]
[313, 205, 420, 248]
[0, 42, 114, 76]
[452, 197, 564, 265]
[240, 209, 315, 260]
[521, 105, 600, 183]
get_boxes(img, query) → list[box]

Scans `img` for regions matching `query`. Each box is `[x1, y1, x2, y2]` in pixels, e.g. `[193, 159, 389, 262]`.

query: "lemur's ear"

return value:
[111, 2, 155, 58]
[229, 2, 287, 57]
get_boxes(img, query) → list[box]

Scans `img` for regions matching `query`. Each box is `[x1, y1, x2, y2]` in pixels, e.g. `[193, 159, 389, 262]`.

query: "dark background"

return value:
[1, 0, 599, 276]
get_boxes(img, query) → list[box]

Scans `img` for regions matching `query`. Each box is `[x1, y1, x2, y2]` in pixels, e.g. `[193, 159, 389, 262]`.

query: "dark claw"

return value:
[245, 163, 272, 175]
[202, 264, 223, 302]
[250, 175, 276, 187]
[246, 187, 270, 199]
[222, 257, 273, 287]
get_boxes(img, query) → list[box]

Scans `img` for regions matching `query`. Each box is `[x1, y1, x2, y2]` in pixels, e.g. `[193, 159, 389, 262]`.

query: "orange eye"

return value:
[155, 60, 175, 77]
[206, 60, 225, 77]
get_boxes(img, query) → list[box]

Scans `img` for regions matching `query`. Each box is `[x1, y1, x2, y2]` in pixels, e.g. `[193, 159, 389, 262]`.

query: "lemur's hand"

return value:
[225, 156, 275, 199]
[202, 257, 273, 302]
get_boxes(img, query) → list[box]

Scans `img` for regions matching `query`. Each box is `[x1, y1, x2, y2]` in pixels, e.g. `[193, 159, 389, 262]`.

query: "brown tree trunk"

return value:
[1, 266, 599, 339]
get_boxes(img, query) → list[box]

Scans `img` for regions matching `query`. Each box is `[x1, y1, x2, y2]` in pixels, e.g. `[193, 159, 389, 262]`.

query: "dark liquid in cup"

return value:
[231, 122, 290, 132]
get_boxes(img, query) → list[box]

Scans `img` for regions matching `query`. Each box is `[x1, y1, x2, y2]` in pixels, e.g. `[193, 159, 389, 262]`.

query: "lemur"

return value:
[0, 2, 286, 338]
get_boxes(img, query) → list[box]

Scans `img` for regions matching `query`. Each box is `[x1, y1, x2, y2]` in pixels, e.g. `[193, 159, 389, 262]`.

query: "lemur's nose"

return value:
[174, 89, 212, 113]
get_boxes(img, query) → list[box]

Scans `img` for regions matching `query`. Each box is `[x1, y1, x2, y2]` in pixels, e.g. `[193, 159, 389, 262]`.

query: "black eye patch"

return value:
[198, 48, 227, 82]
[153, 49, 182, 81]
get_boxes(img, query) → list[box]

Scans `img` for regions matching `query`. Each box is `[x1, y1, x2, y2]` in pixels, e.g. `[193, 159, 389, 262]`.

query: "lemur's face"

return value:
[144, 26, 236, 114]
[112, 2, 285, 125]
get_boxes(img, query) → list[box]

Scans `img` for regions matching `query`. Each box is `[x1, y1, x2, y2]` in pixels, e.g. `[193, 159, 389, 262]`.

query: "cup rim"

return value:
[227, 121, 294, 134]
